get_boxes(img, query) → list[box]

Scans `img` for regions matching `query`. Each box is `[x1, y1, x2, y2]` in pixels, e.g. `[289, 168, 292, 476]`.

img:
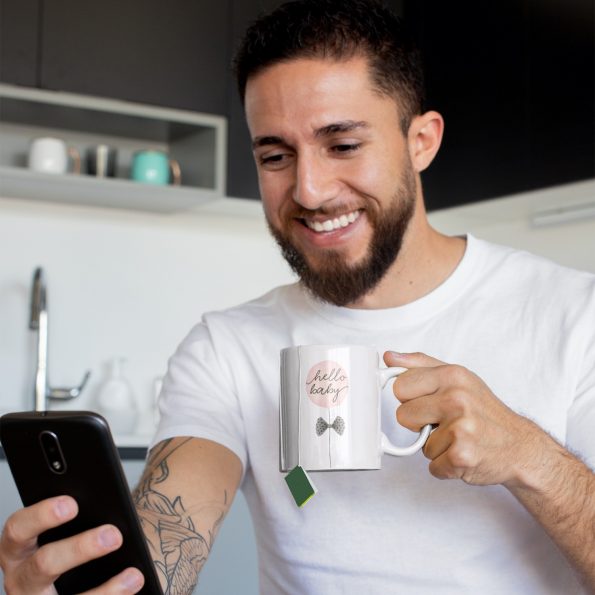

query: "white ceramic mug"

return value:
[28, 137, 81, 175]
[280, 344, 432, 472]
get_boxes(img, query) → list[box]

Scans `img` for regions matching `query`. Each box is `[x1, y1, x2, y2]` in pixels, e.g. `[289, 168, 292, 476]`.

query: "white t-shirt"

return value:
[152, 235, 595, 594]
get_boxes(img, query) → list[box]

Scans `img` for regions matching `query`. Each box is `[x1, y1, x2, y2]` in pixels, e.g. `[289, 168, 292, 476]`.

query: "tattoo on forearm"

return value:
[132, 439, 228, 595]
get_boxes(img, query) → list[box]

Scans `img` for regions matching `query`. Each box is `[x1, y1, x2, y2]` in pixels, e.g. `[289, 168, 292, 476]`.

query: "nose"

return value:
[292, 152, 341, 210]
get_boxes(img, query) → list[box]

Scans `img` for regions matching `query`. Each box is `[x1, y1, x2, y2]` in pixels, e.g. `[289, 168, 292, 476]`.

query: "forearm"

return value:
[506, 429, 595, 592]
[132, 437, 242, 595]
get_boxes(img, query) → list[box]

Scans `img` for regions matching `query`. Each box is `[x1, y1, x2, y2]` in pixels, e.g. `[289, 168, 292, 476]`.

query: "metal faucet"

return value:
[30, 267, 91, 411]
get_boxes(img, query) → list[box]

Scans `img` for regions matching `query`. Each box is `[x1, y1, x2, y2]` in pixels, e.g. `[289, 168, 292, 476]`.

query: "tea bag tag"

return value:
[285, 465, 317, 507]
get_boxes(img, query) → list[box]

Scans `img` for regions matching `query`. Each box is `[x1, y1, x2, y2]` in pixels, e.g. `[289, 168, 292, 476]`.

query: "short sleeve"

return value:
[149, 322, 248, 474]
[566, 302, 595, 471]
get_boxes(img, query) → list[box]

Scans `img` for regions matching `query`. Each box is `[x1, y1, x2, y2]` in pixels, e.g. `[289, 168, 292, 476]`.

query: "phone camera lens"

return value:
[39, 431, 67, 474]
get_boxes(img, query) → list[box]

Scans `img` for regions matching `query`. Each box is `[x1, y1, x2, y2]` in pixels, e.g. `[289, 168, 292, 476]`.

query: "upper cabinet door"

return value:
[406, 0, 594, 211]
[0, 0, 41, 87]
[39, 0, 230, 115]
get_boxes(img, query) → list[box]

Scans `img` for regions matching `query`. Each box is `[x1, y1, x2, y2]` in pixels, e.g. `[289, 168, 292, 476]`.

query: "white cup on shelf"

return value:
[28, 137, 81, 175]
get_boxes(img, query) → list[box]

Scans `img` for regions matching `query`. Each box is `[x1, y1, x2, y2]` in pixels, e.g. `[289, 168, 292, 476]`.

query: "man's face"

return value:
[245, 56, 418, 306]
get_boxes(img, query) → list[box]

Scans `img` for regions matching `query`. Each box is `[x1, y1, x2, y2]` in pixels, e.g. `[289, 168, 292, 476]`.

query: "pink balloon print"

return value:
[305, 360, 349, 408]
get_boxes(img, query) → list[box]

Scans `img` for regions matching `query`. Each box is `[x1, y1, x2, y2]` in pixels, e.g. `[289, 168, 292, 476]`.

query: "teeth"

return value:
[306, 210, 360, 233]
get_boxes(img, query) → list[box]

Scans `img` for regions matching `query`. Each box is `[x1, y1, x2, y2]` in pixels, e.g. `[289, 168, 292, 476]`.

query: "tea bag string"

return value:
[297, 346, 302, 468]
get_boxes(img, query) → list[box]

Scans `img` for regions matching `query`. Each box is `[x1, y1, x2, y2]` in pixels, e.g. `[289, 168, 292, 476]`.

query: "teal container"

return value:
[131, 150, 171, 185]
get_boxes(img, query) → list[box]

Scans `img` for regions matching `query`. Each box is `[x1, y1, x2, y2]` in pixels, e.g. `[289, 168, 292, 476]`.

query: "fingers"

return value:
[0, 497, 141, 595]
[1, 496, 78, 561]
[1, 497, 123, 593]
[384, 351, 452, 405]
[393, 362, 471, 404]
[26, 524, 124, 586]
[396, 395, 442, 431]
[394, 364, 480, 437]
[426, 429, 481, 483]
[384, 351, 446, 369]
[82, 567, 145, 594]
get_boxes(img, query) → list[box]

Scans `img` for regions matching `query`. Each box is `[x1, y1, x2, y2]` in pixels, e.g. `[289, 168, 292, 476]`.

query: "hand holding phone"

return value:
[0, 411, 162, 594]
[0, 495, 145, 594]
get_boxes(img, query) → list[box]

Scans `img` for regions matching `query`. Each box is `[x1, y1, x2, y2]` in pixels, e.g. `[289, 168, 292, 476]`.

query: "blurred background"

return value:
[0, 1, 593, 593]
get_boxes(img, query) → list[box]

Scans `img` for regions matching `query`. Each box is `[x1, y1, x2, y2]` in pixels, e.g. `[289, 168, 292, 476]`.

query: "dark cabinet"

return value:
[2, 0, 230, 115]
[39, 0, 230, 115]
[406, 0, 594, 211]
[0, 0, 41, 87]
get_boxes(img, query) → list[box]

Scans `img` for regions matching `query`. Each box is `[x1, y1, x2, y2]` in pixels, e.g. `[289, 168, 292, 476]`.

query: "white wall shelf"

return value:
[0, 84, 227, 213]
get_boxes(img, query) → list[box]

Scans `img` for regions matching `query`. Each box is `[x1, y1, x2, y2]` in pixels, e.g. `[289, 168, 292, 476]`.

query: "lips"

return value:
[304, 210, 361, 233]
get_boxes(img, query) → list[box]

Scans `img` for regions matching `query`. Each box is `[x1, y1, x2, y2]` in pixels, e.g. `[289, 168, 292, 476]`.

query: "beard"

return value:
[267, 163, 417, 307]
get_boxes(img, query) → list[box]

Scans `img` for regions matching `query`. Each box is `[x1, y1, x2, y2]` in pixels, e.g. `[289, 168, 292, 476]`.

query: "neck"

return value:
[348, 203, 467, 310]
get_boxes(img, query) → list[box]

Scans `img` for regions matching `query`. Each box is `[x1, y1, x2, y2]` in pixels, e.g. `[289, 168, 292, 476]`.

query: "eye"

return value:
[261, 153, 284, 164]
[331, 142, 362, 156]
[257, 151, 294, 170]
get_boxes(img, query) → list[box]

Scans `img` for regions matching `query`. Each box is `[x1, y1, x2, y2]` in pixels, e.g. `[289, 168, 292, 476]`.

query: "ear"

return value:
[407, 111, 444, 173]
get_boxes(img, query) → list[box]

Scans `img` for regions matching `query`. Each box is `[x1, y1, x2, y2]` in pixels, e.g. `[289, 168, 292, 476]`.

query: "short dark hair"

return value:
[233, 0, 425, 133]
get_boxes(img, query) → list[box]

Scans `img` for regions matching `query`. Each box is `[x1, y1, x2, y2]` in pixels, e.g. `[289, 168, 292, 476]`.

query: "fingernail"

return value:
[121, 568, 144, 591]
[99, 527, 120, 548]
[389, 351, 406, 358]
[55, 497, 73, 519]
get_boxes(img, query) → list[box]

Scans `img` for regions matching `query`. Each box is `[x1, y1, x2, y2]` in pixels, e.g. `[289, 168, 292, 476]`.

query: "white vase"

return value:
[96, 357, 137, 435]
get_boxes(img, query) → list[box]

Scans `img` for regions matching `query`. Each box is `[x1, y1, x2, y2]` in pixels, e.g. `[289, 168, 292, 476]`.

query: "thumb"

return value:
[383, 351, 446, 369]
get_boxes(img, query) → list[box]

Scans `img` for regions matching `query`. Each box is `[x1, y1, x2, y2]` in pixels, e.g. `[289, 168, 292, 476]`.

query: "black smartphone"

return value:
[0, 410, 162, 594]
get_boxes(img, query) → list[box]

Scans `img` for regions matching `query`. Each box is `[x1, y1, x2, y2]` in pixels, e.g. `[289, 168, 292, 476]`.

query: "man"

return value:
[1, 1, 594, 593]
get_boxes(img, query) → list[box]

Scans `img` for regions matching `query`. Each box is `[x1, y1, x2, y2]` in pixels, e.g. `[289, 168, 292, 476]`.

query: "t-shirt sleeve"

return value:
[566, 298, 595, 471]
[149, 322, 248, 474]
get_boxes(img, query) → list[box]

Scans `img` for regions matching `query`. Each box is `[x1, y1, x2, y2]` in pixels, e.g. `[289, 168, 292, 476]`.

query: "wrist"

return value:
[503, 418, 565, 494]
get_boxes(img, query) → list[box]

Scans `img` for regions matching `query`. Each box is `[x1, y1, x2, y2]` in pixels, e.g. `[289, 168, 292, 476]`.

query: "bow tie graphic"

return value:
[316, 416, 345, 436]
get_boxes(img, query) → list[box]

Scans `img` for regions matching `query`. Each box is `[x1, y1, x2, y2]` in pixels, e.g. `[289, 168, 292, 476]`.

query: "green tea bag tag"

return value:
[285, 465, 317, 507]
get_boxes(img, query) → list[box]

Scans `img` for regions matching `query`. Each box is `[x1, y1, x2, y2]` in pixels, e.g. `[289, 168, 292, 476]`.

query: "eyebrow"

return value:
[315, 120, 370, 137]
[252, 120, 370, 149]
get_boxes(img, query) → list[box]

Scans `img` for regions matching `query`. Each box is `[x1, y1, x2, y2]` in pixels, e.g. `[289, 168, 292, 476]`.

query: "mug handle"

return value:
[378, 366, 432, 457]
[169, 158, 182, 186]
[68, 147, 81, 174]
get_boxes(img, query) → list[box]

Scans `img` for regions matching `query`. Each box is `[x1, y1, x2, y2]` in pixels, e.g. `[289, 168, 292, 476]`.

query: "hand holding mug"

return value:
[385, 351, 543, 487]
[280, 345, 432, 472]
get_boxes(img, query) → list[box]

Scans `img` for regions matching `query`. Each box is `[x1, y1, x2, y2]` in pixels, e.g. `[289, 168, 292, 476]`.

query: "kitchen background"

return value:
[0, 0, 593, 594]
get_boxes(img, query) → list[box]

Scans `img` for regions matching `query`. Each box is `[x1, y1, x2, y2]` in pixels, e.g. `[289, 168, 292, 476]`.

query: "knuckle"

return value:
[70, 531, 97, 562]
[443, 389, 468, 415]
[447, 445, 475, 469]
[443, 364, 468, 385]
[31, 546, 56, 578]
[451, 417, 478, 441]
[2, 517, 23, 547]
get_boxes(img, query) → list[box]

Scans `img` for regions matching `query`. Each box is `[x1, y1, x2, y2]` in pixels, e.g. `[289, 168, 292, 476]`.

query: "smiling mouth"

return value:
[303, 210, 361, 233]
